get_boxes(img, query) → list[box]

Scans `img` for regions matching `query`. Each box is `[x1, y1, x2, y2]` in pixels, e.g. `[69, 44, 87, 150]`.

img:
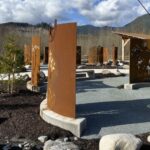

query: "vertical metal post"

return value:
[43, 47, 49, 64]
[76, 46, 81, 66]
[24, 44, 31, 65]
[112, 47, 118, 65]
[31, 36, 40, 87]
[103, 48, 109, 63]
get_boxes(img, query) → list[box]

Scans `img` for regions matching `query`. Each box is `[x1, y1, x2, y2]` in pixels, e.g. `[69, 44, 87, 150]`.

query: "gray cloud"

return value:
[0, 0, 149, 26]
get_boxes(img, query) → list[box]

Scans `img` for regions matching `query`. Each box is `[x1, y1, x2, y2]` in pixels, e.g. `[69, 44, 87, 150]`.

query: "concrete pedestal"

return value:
[40, 99, 86, 137]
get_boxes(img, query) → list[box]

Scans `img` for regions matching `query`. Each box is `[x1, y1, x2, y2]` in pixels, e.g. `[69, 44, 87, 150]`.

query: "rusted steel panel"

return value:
[103, 48, 109, 63]
[47, 23, 76, 118]
[31, 36, 40, 86]
[43, 47, 49, 64]
[98, 46, 103, 64]
[88, 46, 98, 64]
[88, 47, 97, 64]
[112, 47, 118, 65]
[88, 46, 103, 64]
[24, 44, 31, 65]
[76, 46, 81, 65]
[130, 38, 150, 83]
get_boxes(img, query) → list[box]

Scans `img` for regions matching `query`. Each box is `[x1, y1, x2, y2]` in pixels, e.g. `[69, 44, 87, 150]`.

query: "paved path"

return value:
[76, 76, 150, 139]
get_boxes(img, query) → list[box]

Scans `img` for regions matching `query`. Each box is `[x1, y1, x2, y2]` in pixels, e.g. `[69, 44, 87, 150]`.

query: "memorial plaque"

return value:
[24, 44, 31, 65]
[130, 38, 150, 83]
[112, 47, 118, 65]
[31, 36, 40, 86]
[47, 23, 76, 118]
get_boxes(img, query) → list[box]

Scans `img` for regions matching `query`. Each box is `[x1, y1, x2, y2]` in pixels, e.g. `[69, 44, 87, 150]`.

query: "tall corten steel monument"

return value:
[31, 36, 41, 87]
[130, 38, 150, 83]
[24, 44, 31, 65]
[112, 47, 118, 65]
[76, 46, 81, 65]
[114, 31, 150, 89]
[47, 23, 76, 118]
[103, 48, 109, 63]
[43, 47, 49, 64]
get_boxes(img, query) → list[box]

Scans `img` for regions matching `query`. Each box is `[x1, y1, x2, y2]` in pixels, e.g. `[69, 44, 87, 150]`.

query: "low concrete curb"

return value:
[76, 70, 95, 80]
[40, 99, 86, 137]
[124, 82, 150, 90]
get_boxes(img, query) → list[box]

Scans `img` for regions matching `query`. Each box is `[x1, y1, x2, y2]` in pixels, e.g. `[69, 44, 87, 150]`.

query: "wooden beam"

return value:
[124, 39, 130, 47]
[122, 38, 130, 61]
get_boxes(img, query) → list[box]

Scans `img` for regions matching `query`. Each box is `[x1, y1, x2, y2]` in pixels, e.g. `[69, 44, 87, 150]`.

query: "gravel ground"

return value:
[76, 76, 150, 139]
[0, 75, 150, 149]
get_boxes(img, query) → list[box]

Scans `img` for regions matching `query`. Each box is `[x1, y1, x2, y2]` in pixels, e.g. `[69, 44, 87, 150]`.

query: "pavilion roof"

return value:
[113, 31, 150, 40]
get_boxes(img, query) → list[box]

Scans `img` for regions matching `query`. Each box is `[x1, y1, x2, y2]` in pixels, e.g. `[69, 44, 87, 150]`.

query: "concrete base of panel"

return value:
[40, 99, 86, 137]
[124, 82, 150, 90]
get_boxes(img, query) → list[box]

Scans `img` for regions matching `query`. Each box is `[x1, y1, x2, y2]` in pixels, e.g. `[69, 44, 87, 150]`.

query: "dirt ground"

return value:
[0, 88, 150, 150]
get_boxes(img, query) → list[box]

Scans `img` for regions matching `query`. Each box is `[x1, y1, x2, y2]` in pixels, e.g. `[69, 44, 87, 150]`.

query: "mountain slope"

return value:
[0, 14, 150, 59]
[123, 14, 150, 33]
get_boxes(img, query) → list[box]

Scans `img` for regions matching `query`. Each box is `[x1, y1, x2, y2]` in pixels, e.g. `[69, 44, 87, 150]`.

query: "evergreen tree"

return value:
[0, 35, 24, 93]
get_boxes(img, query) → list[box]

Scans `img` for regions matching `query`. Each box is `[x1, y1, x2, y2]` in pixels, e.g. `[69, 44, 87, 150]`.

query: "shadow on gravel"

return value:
[76, 80, 114, 93]
[77, 98, 150, 136]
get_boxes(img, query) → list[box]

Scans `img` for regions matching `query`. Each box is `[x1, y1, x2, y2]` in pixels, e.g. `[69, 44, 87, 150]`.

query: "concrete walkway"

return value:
[76, 76, 150, 139]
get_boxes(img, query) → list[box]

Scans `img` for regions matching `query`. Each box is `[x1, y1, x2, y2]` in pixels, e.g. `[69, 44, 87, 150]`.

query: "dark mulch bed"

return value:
[77, 63, 129, 69]
[137, 134, 150, 150]
[0, 89, 150, 150]
[78, 65, 117, 69]
[95, 73, 126, 79]
[0, 89, 99, 150]
[0, 90, 72, 140]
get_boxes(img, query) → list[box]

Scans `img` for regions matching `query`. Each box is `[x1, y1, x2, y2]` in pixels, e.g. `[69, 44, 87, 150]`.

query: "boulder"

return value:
[74, 137, 78, 141]
[147, 135, 150, 143]
[63, 137, 69, 142]
[99, 134, 142, 150]
[44, 139, 79, 150]
[123, 65, 129, 69]
[38, 136, 48, 143]
[101, 70, 111, 75]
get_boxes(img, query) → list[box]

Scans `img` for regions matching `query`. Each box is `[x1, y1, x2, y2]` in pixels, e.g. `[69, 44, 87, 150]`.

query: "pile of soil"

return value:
[0, 89, 150, 150]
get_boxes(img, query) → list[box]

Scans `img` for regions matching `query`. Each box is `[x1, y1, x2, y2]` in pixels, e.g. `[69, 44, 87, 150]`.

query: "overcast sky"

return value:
[0, 0, 150, 27]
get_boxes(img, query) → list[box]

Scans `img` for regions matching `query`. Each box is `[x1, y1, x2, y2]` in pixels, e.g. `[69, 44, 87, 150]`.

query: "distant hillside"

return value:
[77, 25, 102, 34]
[123, 14, 150, 33]
[0, 22, 33, 27]
[0, 22, 49, 56]
[77, 25, 116, 34]
[77, 25, 121, 57]
[77, 14, 150, 58]
[0, 14, 150, 59]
